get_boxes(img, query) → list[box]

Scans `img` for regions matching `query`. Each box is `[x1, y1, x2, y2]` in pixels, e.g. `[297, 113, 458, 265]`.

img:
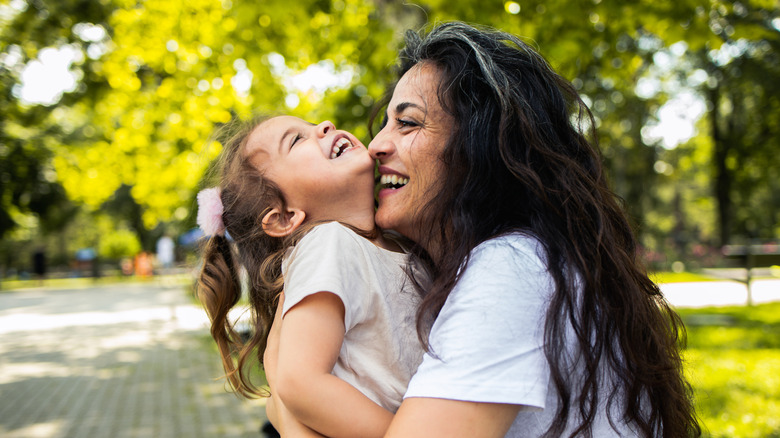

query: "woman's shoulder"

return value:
[470, 231, 548, 269]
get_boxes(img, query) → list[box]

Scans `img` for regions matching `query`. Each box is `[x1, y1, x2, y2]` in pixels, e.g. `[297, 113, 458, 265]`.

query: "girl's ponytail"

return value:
[197, 234, 245, 392]
[195, 116, 289, 398]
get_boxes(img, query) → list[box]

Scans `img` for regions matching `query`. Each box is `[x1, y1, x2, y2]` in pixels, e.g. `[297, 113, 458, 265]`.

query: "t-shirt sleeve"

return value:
[281, 223, 371, 331]
[404, 235, 553, 408]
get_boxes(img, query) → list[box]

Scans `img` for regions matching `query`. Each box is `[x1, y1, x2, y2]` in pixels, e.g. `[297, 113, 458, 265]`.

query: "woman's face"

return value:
[368, 63, 454, 245]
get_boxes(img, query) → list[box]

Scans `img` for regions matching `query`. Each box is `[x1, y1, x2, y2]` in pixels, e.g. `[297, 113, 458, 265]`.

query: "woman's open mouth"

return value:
[379, 174, 409, 189]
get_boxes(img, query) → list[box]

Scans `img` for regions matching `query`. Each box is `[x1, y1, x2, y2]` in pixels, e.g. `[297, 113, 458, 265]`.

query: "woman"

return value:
[268, 21, 700, 437]
[366, 22, 699, 437]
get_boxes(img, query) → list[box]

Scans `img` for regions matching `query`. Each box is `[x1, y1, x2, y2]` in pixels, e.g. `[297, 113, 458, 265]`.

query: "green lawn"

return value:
[652, 271, 719, 284]
[679, 302, 780, 437]
[0, 273, 194, 292]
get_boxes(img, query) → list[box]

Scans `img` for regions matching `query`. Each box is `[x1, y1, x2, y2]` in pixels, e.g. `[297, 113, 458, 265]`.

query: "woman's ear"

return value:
[262, 207, 306, 237]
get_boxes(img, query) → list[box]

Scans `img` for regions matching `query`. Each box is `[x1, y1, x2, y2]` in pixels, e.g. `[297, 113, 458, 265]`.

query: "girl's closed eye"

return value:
[291, 134, 303, 147]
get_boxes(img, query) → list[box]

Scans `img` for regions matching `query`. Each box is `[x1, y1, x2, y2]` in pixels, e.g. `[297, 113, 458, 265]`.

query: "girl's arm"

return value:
[264, 297, 325, 438]
[276, 291, 394, 438]
[266, 389, 327, 437]
[384, 398, 519, 438]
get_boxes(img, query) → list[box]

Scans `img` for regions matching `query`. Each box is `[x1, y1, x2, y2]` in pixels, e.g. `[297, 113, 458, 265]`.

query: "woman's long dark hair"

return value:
[380, 22, 700, 437]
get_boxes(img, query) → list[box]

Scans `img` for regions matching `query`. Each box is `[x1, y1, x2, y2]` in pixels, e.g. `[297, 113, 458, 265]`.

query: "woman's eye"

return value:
[396, 118, 418, 128]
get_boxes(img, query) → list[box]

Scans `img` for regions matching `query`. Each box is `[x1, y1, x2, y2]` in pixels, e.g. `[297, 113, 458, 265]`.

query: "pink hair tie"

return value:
[197, 187, 226, 236]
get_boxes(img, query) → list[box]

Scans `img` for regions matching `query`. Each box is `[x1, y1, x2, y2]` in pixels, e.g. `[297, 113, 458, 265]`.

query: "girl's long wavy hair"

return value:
[197, 116, 379, 398]
[196, 116, 298, 398]
[377, 22, 700, 437]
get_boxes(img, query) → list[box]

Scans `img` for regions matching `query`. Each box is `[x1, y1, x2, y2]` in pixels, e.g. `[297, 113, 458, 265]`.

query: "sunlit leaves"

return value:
[1, 0, 777, 252]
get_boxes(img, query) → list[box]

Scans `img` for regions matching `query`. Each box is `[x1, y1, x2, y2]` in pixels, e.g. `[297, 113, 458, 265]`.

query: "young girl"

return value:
[196, 115, 423, 438]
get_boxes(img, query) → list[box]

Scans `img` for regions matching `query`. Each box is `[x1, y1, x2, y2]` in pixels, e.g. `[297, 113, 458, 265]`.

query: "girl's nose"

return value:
[316, 120, 335, 137]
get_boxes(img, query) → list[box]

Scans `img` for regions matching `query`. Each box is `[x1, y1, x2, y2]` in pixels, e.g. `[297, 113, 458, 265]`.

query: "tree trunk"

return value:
[709, 82, 733, 246]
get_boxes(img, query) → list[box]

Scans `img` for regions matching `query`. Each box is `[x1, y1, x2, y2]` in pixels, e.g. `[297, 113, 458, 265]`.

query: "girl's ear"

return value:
[262, 207, 306, 237]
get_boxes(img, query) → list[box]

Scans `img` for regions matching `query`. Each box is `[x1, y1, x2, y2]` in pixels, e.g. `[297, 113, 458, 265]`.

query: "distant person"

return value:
[156, 234, 175, 272]
[196, 116, 424, 437]
[75, 247, 96, 277]
[32, 248, 46, 285]
[134, 252, 152, 277]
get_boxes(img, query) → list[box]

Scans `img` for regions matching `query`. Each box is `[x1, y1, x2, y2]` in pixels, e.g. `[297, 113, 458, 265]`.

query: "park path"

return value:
[660, 277, 780, 308]
[0, 280, 267, 438]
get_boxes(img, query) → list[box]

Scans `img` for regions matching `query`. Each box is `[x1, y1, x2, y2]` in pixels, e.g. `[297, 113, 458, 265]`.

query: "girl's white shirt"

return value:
[281, 222, 424, 412]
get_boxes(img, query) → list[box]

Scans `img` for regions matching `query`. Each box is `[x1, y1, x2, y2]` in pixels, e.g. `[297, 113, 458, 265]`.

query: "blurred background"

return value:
[1, 0, 778, 278]
[0, 0, 778, 436]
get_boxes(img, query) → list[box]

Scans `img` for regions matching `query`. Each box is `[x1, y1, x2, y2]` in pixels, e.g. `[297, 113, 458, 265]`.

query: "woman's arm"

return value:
[276, 291, 394, 438]
[384, 398, 519, 438]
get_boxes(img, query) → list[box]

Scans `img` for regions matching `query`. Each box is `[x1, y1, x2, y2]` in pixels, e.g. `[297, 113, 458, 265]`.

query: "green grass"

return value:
[651, 271, 719, 284]
[0, 273, 194, 292]
[679, 302, 780, 437]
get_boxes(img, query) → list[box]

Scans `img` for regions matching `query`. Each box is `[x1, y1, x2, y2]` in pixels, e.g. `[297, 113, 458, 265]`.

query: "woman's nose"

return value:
[316, 120, 335, 137]
[368, 129, 393, 159]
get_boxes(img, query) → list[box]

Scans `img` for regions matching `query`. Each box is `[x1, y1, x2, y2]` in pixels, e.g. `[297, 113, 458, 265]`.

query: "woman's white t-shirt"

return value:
[404, 233, 636, 436]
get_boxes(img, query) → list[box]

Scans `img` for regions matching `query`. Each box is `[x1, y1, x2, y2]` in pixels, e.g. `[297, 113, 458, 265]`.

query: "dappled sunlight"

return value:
[0, 362, 72, 385]
[685, 349, 780, 437]
[0, 420, 66, 438]
[0, 306, 208, 335]
[0, 284, 267, 437]
[680, 302, 780, 437]
[661, 278, 780, 308]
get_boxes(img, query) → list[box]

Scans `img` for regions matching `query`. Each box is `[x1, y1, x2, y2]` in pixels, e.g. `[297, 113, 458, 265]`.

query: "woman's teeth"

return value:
[330, 138, 355, 159]
[380, 174, 409, 189]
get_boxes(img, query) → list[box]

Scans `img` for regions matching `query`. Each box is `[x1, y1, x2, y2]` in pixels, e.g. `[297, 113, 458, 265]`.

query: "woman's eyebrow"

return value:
[395, 102, 424, 114]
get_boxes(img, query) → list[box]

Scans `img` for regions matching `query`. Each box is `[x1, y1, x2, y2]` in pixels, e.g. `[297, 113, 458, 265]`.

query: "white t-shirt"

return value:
[404, 233, 636, 436]
[282, 222, 423, 412]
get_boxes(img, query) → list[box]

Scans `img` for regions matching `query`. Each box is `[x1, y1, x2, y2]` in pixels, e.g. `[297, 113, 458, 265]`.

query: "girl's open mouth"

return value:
[330, 137, 356, 159]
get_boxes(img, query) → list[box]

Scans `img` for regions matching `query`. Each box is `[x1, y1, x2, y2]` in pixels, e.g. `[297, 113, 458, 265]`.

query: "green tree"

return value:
[2, 0, 778, 268]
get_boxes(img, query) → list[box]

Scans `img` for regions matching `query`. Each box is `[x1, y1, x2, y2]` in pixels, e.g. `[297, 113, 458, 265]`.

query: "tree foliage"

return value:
[1, 0, 778, 268]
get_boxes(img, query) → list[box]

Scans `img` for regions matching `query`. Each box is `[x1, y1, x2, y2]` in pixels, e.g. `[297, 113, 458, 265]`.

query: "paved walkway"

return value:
[660, 277, 780, 308]
[0, 281, 268, 438]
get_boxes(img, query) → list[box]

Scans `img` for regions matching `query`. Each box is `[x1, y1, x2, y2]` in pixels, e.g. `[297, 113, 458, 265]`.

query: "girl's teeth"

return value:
[330, 138, 354, 159]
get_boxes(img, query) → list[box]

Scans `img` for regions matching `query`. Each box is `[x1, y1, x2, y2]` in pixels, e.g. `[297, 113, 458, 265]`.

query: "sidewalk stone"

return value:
[0, 282, 267, 438]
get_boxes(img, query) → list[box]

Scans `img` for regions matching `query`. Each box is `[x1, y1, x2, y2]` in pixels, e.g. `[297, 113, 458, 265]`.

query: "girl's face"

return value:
[244, 116, 375, 223]
[368, 63, 453, 246]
